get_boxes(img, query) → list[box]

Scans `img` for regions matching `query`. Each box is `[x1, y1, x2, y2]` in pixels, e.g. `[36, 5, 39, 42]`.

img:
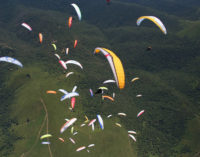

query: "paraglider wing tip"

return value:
[94, 48, 101, 54]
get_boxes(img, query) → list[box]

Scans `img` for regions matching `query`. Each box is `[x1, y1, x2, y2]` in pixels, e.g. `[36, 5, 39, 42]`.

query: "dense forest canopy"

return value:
[0, 0, 200, 157]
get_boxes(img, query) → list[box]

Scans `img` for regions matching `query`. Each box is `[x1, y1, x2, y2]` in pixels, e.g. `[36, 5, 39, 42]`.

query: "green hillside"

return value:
[0, 1, 200, 157]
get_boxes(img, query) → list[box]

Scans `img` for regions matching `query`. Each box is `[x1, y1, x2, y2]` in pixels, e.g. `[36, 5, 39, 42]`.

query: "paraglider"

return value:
[137, 110, 145, 117]
[40, 134, 52, 140]
[103, 79, 116, 84]
[42, 142, 50, 145]
[71, 3, 82, 21]
[128, 130, 137, 134]
[115, 123, 122, 127]
[117, 113, 127, 116]
[58, 137, 65, 142]
[66, 72, 74, 78]
[60, 118, 77, 133]
[136, 94, 142, 97]
[94, 47, 125, 89]
[128, 134, 136, 142]
[59, 59, 83, 71]
[92, 123, 95, 131]
[71, 127, 74, 134]
[46, 90, 56, 94]
[69, 137, 76, 144]
[88, 144, 95, 148]
[88, 119, 96, 126]
[131, 77, 139, 83]
[0, 56, 23, 68]
[68, 16, 73, 28]
[71, 97, 75, 110]
[73, 132, 78, 135]
[66, 48, 69, 55]
[59, 60, 67, 70]
[99, 87, 108, 91]
[76, 146, 86, 152]
[89, 89, 93, 97]
[58, 89, 68, 95]
[107, 114, 112, 118]
[21, 23, 32, 31]
[98, 87, 108, 94]
[65, 60, 83, 69]
[72, 86, 77, 92]
[60, 92, 79, 101]
[65, 118, 69, 122]
[84, 115, 89, 123]
[54, 54, 61, 60]
[80, 123, 86, 127]
[136, 16, 167, 35]
[39, 33, 43, 43]
[113, 92, 115, 98]
[102, 95, 114, 101]
[74, 40, 78, 48]
[52, 44, 57, 50]
[97, 114, 104, 130]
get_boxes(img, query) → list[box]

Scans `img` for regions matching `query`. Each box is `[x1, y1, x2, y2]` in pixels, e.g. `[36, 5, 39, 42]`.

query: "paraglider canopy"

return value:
[136, 16, 167, 35]
[21, 23, 32, 31]
[0, 56, 23, 68]
[94, 47, 125, 89]
[71, 3, 82, 21]
[68, 16, 73, 28]
[39, 33, 43, 43]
